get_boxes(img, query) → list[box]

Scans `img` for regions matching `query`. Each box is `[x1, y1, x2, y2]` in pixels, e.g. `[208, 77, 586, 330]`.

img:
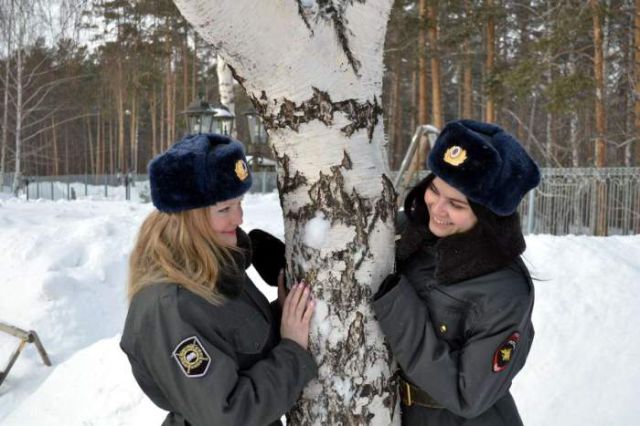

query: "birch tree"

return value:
[172, 0, 398, 424]
[216, 54, 235, 116]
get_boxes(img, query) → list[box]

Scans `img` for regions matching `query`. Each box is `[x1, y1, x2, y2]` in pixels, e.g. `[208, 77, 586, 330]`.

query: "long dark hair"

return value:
[402, 173, 526, 262]
[403, 173, 435, 226]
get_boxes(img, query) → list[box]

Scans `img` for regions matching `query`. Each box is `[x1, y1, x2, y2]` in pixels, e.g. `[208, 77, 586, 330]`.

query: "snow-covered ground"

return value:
[0, 194, 638, 425]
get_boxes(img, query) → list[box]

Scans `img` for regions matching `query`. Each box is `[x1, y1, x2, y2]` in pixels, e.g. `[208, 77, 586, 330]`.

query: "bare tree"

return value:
[484, 0, 496, 123]
[0, 0, 13, 176]
[427, 0, 443, 130]
[173, 0, 398, 424]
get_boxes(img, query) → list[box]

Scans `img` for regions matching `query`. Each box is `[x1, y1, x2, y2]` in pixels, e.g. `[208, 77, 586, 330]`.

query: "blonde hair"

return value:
[128, 207, 239, 304]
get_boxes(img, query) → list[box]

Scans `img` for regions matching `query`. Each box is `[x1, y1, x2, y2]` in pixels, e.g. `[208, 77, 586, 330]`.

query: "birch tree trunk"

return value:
[115, 58, 126, 173]
[52, 116, 59, 176]
[173, 1, 398, 424]
[217, 54, 235, 116]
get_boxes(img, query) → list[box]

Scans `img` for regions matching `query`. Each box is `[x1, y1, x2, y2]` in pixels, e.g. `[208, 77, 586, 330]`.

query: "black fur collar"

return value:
[397, 214, 526, 285]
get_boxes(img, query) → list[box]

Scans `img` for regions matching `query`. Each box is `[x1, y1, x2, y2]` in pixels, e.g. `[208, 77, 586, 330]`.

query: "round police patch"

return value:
[492, 332, 520, 372]
[172, 336, 211, 378]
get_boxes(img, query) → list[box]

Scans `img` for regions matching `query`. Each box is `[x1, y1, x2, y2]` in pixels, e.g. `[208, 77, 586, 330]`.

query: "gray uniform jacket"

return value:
[373, 218, 534, 426]
[120, 261, 317, 426]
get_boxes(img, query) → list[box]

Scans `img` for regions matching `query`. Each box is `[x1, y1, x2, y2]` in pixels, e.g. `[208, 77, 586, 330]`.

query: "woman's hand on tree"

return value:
[280, 282, 314, 350]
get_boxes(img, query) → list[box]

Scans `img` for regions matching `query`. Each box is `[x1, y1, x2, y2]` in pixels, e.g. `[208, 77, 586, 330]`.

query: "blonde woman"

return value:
[120, 133, 316, 426]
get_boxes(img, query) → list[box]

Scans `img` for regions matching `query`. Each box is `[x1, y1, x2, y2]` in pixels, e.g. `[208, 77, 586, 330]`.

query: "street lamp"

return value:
[243, 109, 268, 145]
[182, 99, 235, 135]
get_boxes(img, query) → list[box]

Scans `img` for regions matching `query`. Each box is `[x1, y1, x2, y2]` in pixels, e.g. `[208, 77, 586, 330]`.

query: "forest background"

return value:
[1, 0, 638, 181]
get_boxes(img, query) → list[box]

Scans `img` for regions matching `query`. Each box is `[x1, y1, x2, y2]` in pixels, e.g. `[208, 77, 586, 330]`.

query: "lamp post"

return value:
[182, 99, 235, 136]
[243, 109, 272, 174]
[244, 109, 268, 146]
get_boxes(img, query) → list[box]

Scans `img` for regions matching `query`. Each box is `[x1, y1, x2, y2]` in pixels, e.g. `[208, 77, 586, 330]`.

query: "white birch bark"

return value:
[216, 54, 235, 116]
[173, 1, 398, 424]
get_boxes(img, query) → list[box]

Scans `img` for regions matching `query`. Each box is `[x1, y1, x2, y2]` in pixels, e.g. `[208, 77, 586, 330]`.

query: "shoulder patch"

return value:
[492, 332, 520, 372]
[172, 336, 211, 378]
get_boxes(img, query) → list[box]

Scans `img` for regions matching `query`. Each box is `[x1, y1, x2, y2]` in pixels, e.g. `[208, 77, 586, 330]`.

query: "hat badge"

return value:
[443, 145, 467, 166]
[235, 159, 249, 181]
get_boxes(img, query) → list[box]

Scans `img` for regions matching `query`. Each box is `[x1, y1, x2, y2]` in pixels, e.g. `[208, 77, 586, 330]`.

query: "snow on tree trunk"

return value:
[173, 1, 399, 424]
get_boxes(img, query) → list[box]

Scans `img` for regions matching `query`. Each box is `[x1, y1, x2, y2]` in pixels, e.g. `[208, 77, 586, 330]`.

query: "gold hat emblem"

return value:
[235, 159, 249, 181]
[443, 146, 468, 166]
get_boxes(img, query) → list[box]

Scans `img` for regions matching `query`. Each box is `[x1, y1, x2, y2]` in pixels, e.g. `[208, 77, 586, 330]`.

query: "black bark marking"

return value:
[275, 153, 308, 195]
[296, 0, 314, 32]
[316, 0, 365, 75]
[293, 0, 365, 75]
[341, 150, 353, 169]
[376, 173, 397, 224]
[249, 88, 382, 142]
[225, 63, 245, 85]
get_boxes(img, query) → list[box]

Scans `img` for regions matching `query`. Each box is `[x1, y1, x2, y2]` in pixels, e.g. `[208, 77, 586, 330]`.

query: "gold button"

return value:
[439, 324, 447, 334]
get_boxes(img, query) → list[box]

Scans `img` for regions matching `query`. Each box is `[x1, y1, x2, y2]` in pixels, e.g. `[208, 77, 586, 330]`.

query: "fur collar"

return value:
[397, 214, 526, 285]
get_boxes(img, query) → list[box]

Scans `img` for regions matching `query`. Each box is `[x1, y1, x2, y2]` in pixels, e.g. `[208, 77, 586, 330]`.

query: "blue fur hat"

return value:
[427, 120, 540, 216]
[149, 133, 252, 213]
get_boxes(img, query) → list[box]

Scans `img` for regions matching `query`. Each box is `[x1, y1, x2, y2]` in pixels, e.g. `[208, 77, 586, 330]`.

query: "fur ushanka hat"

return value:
[427, 119, 540, 216]
[149, 133, 252, 213]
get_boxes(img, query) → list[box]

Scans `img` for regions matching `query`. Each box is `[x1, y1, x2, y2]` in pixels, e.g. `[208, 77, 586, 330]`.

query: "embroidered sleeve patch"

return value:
[492, 332, 520, 372]
[172, 336, 211, 378]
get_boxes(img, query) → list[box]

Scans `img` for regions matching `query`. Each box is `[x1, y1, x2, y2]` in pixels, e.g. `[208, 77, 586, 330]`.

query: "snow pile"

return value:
[0, 194, 638, 425]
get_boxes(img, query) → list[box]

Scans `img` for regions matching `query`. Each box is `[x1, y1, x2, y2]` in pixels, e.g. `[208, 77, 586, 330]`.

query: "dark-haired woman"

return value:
[373, 120, 540, 426]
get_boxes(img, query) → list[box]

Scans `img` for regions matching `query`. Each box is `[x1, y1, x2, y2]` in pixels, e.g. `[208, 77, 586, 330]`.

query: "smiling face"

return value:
[424, 177, 478, 237]
[208, 196, 244, 246]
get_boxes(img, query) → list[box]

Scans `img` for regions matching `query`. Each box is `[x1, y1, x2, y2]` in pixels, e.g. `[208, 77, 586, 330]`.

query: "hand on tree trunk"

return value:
[280, 282, 314, 350]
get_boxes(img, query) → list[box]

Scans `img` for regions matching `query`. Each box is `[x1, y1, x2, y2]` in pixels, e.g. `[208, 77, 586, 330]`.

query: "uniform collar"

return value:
[397, 214, 525, 285]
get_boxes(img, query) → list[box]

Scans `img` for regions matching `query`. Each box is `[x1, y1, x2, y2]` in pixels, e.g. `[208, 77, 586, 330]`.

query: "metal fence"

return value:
[519, 168, 640, 236]
[405, 167, 640, 236]
[1, 171, 278, 202]
[2, 168, 639, 236]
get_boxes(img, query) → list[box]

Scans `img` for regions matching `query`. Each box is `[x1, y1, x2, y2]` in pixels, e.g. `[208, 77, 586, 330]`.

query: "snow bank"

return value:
[0, 195, 638, 425]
